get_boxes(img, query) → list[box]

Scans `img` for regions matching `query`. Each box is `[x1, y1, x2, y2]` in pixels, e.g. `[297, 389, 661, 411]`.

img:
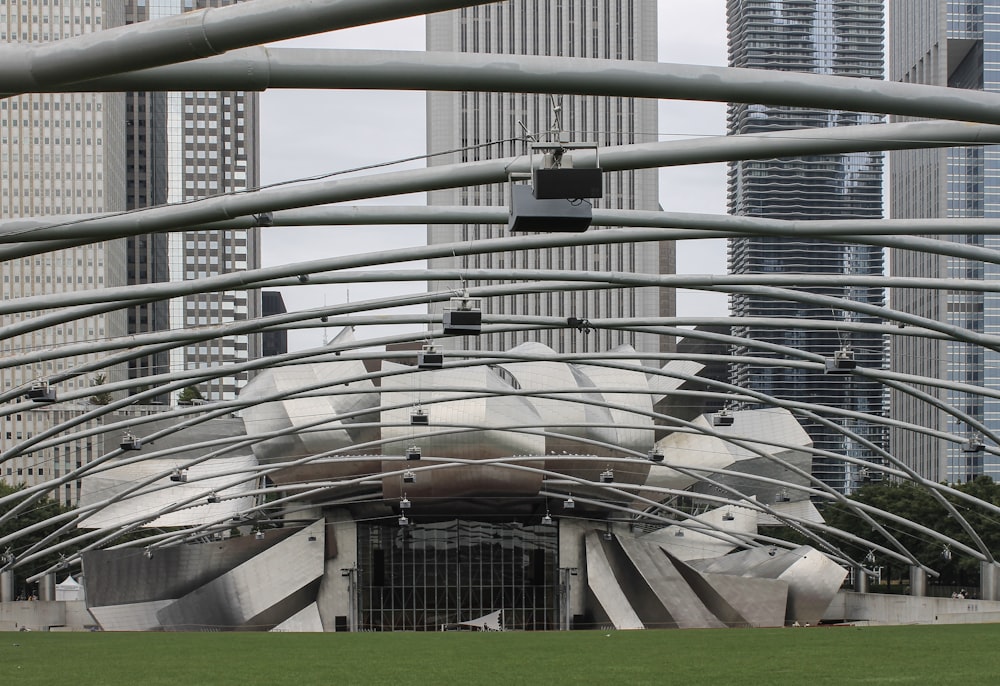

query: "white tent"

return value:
[55, 575, 84, 601]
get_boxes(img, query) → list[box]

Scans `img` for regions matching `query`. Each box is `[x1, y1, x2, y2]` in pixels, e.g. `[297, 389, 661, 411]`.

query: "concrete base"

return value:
[824, 590, 1000, 626]
[0, 600, 96, 631]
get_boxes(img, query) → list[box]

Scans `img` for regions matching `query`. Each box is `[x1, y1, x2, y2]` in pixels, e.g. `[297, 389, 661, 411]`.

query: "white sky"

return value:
[260, 1, 729, 351]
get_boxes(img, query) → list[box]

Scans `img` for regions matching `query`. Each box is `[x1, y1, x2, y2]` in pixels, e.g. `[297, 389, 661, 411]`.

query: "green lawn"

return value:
[1, 625, 998, 685]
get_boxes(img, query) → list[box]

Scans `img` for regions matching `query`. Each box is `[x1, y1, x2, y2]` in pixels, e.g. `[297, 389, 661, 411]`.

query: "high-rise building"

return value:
[0, 0, 259, 501]
[889, 0, 998, 484]
[125, 0, 262, 403]
[261, 290, 288, 358]
[1, 0, 128, 501]
[426, 2, 671, 356]
[726, 0, 887, 494]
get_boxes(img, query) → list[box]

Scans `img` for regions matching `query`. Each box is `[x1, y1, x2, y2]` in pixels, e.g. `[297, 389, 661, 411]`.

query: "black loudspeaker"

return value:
[508, 185, 592, 233]
[532, 167, 604, 199]
[442, 309, 482, 334]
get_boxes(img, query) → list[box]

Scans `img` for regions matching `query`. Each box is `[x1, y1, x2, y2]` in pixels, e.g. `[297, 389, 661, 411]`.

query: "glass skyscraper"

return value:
[126, 0, 261, 403]
[726, 0, 887, 494]
[889, 0, 1000, 484]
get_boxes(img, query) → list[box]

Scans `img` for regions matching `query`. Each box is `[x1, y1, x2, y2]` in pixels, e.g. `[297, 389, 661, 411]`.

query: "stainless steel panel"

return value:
[584, 531, 643, 630]
[615, 535, 724, 629]
[156, 520, 326, 631]
[271, 603, 324, 632]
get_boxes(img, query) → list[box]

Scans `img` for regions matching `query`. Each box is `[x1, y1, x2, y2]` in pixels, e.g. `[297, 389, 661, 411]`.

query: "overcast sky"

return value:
[260, 1, 729, 351]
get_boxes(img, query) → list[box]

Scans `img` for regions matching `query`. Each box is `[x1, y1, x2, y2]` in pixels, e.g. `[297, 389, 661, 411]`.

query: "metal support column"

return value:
[38, 572, 55, 601]
[909, 565, 927, 597]
[981, 561, 1000, 601]
[853, 567, 868, 593]
[0, 569, 13, 602]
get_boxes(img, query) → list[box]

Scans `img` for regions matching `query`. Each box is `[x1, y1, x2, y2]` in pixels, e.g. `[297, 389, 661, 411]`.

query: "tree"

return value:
[88, 373, 113, 405]
[0, 483, 79, 597]
[815, 477, 1000, 590]
[177, 386, 204, 405]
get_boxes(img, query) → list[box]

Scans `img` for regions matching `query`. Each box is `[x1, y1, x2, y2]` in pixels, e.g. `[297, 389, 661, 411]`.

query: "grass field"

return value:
[1, 624, 999, 685]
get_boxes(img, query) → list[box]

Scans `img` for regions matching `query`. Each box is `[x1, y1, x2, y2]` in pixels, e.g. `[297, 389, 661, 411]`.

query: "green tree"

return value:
[0, 483, 80, 597]
[88, 373, 113, 405]
[177, 386, 204, 405]
[815, 477, 1000, 590]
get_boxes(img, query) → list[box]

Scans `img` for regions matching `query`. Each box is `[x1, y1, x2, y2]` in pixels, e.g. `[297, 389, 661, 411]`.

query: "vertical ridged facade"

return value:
[889, 0, 999, 483]
[1, 0, 127, 503]
[426, 1, 671, 357]
[128, 0, 262, 403]
[726, 0, 887, 494]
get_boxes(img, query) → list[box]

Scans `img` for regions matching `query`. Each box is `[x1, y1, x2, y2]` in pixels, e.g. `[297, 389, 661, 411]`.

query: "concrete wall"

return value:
[824, 590, 1000, 626]
[315, 509, 358, 631]
[0, 600, 95, 631]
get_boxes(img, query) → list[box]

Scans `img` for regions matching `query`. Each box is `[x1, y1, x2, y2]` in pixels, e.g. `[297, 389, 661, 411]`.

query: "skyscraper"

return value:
[726, 0, 887, 493]
[1, 0, 128, 502]
[426, 1, 670, 356]
[126, 0, 261, 403]
[0, 0, 260, 501]
[889, 0, 998, 483]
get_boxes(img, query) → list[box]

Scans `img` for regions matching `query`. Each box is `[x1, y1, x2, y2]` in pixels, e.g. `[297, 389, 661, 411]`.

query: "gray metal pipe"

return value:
[49, 47, 1000, 127]
[11, 205, 1000, 245]
[0, 1, 492, 93]
[0, 120, 996, 266]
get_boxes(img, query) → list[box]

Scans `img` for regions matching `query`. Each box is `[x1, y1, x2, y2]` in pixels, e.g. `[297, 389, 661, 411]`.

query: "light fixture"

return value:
[417, 344, 443, 369]
[563, 496, 575, 509]
[508, 141, 602, 233]
[400, 496, 411, 510]
[206, 492, 220, 504]
[824, 346, 857, 373]
[398, 514, 410, 527]
[963, 435, 985, 453]
[775, 489, 790, 503]
[254, 530, 265, 541]
[531, 142, 604, 200]
[406, 446, 422, 461]
[25, 380, 57, 403]
[143, 547, 153, 560]
[674, 529, 685, 537]
[403, 469, 416, 484]
[723, 510, 735, 522]
[599, 468, 614, 483]
[541, 511, 554, 526]
[712, 408, 734, 427]
[120, 432, 142, 451]
[647, 449, 664, 463]
[169, 468, 188, 483]
[942, 545, 952, 561]
[768, 547, 777, 557]
[410, 408, 429, 426]
[441, 293, 483, 335]
[603, 523, 613, 541]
